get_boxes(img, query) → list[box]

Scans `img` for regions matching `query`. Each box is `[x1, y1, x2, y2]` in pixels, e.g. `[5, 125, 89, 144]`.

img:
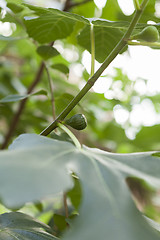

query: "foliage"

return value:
[0, 212, 56, 239]
[0, 0, 160, 239]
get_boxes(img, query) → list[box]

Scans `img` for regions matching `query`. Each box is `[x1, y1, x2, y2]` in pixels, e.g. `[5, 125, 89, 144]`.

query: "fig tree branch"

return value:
[40, 0, 149, 136]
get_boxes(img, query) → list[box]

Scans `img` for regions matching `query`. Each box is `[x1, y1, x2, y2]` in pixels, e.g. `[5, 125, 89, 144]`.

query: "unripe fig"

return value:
[65, 114, 87, 130]
[132, 26, 159, 42]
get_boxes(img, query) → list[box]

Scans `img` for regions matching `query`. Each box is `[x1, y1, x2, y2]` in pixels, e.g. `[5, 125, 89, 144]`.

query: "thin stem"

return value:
[57, 123, 81, 149]
[133, 0, 140, 10]
[90, 23, 95, 76]
[44, 64, 56, 120]
[40, 0, 149, 137]
[128, 40, 160, 47]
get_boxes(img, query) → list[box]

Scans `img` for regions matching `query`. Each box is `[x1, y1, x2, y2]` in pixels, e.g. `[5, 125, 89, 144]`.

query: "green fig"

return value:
[65, 114, 87, 130]
[132, 26, 159, 42]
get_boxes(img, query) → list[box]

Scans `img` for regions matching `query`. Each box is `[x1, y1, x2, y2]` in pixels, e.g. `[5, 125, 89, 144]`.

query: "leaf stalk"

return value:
[44, 64, 56, 120]
[128, 40, 160, 47]
[57, 123, 81, 149]
[133, 0, 141, 10]
[90, 23, 95, 76]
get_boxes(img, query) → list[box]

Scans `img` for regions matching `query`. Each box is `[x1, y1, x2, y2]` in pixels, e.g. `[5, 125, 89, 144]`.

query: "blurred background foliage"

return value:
[1, 0, 160, 233]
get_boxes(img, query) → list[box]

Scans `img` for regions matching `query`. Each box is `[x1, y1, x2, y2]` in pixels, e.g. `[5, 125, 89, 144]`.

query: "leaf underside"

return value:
[0, 134, 160, 239]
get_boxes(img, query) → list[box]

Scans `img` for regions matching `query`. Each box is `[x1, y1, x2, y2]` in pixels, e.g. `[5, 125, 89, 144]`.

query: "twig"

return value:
[44, 64, 56, 120]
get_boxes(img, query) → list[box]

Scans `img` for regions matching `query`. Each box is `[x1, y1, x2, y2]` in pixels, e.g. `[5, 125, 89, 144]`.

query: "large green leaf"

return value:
[24, 5, 130, 61]
[77, 22, 124, 63]
[101, 0, 126, 21]
[132, 125, 160, 151]
[25, 4, 131, 62]
[0, 134, 160, 239]
[134, 0, 159, 23]
[23, 4, 160, 62]
[71, 0, 96, 18]
[24, 4, 89, 44]
[77, 20, 148, 62]
[0, 212, 56, 239]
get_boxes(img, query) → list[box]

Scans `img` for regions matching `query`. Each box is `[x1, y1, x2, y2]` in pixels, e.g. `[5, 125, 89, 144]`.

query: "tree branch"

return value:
[40, 0, 149, 136]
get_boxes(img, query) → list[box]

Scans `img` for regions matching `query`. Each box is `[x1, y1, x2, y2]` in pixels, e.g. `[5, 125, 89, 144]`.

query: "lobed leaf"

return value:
[101, 0, 125, 21]
[23, 4, 160, 62]
[0, 134, 160, 239]
[77, 20, 148, 62]
[24, 4, 89, 44]
[77, 21, 124, 63]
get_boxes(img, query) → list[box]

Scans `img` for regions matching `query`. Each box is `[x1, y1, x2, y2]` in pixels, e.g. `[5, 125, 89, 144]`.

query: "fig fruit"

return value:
[65, 114, 87, 130]
[132, 26, 159, 42]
